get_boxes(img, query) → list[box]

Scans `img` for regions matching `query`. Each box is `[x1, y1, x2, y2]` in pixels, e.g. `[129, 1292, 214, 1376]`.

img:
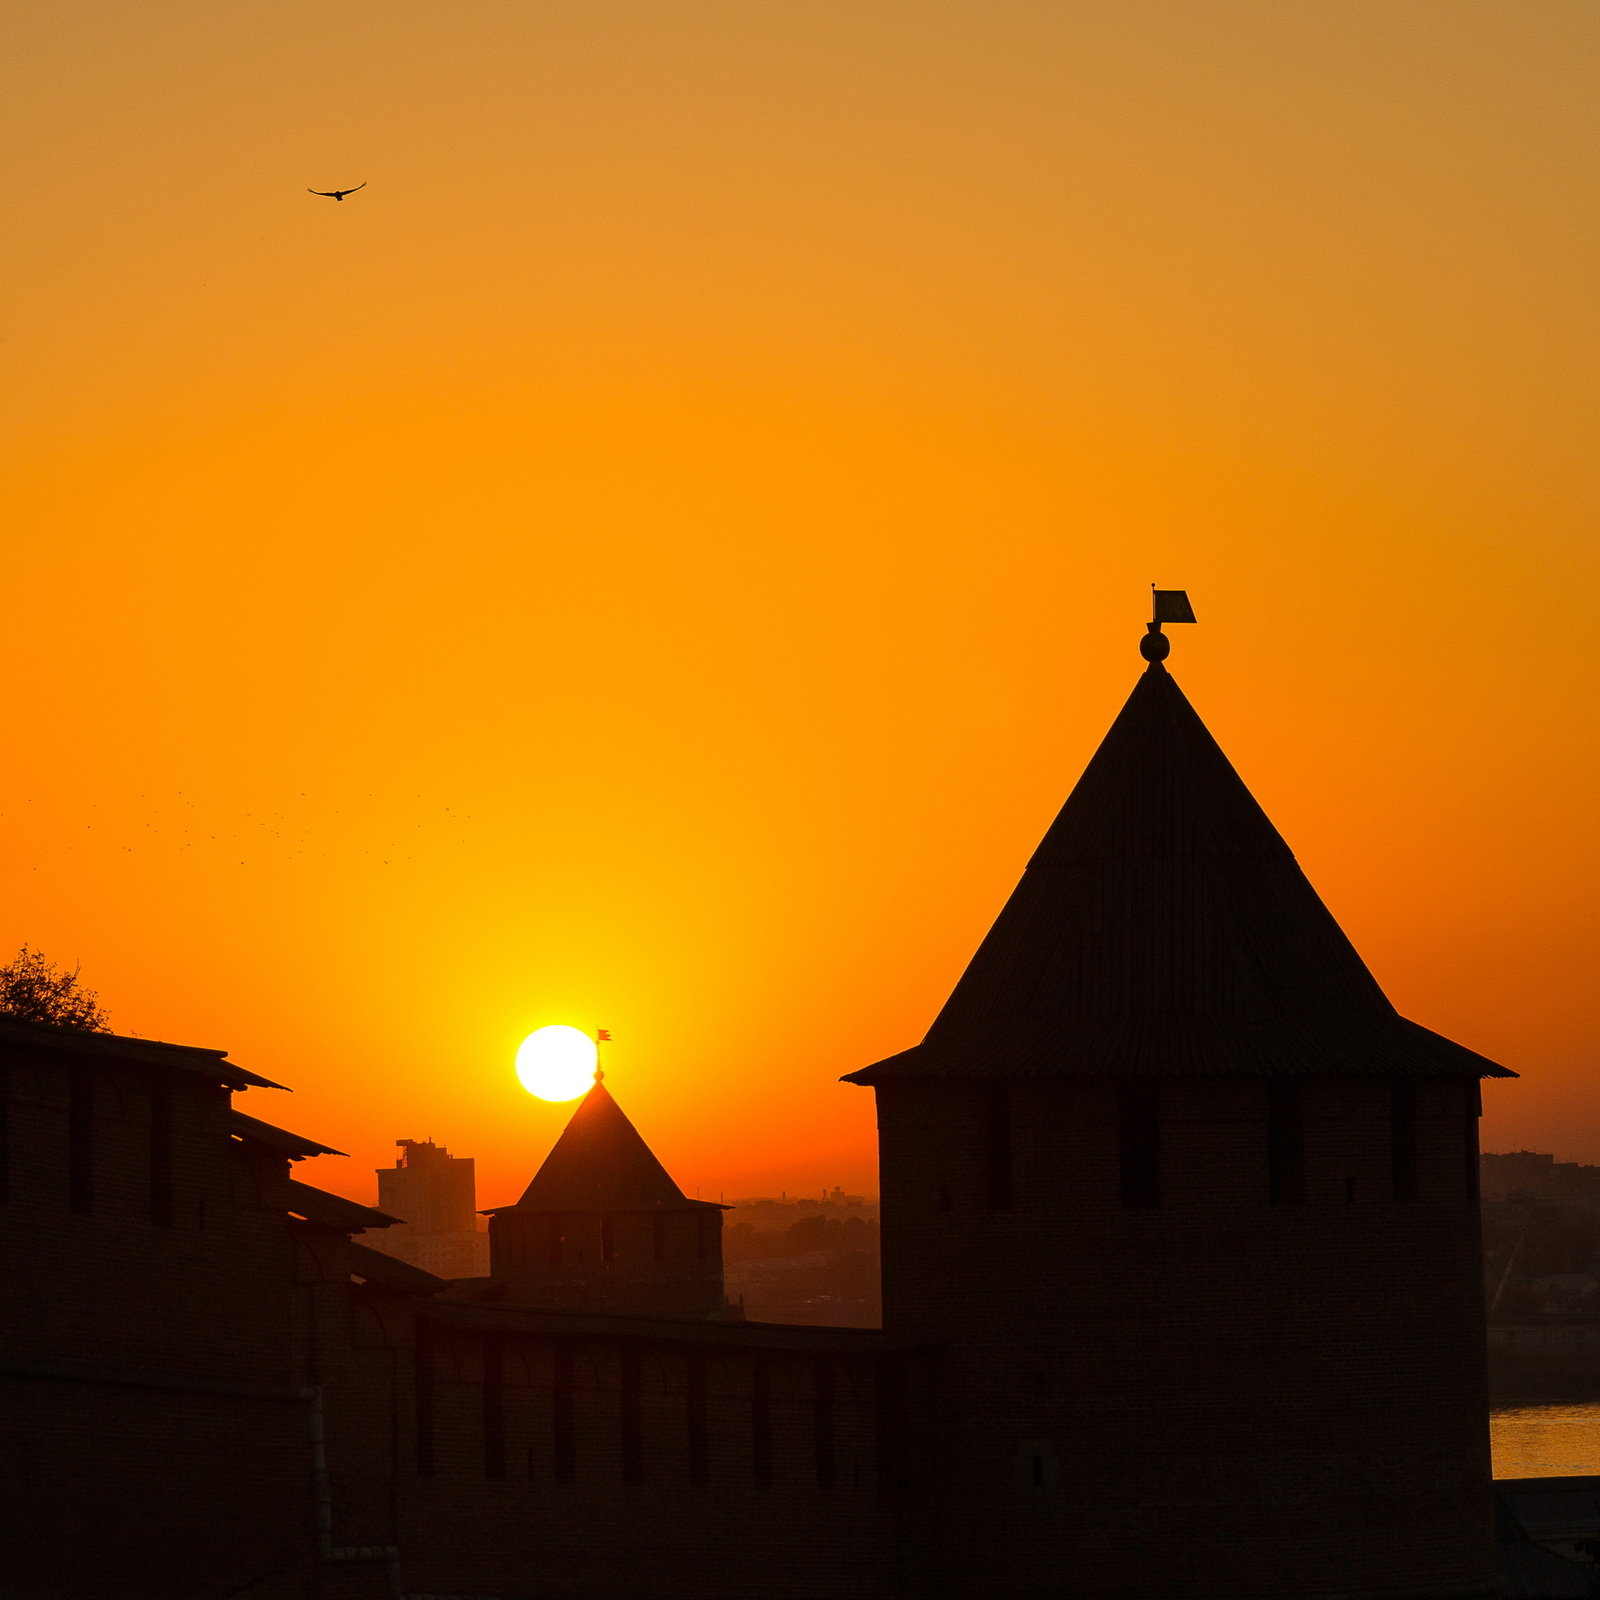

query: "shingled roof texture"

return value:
[511, 1082, 723, 1210]
[849, 657, 1511, 1082]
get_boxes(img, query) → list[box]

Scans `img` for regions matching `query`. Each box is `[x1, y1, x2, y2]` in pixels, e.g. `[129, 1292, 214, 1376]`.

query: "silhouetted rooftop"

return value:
[489, 1082, 724, 1213]
[286, 1180, 402, 1233]
[348, 1241, 450, 1295]
[0, 1014, 285, 1090]
[848, 651, 1514, 1083]
[228, 1109, 345, 1160]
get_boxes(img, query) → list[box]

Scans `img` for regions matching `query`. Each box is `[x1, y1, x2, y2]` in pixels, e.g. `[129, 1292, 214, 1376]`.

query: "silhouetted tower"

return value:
[485, 1082, 730, 1318]
[846, 607, 1510, 1600]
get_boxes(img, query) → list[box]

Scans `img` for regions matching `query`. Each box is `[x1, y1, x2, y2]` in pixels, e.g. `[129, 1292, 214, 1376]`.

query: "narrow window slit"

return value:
[1119, 1080, 1160, 1208]
[1391, 1079, 1419, 1202]
[751, 1356, 773, 1488]
[620, 1346, 643, 1484]
[814, 1359, 836, 1490]
[686, 1350, 710, 1485]
[482, 1336, 506, 1479]
[552, 1341, 577, 1482]
[982, 1083, 1013, 1210]
[414, 1330, 436, 1478]
[149, 1079, 173, 1227]
[69, 1066, 93, 1215]
[1268, 1079, 1305, 1204]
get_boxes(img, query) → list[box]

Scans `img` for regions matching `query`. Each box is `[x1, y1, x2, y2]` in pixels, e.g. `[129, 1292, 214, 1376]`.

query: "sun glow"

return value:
[515, 1025, 598, 1102]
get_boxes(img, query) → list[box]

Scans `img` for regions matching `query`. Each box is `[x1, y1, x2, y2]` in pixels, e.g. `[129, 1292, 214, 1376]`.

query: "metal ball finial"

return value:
[1140, 622, 1170, 663]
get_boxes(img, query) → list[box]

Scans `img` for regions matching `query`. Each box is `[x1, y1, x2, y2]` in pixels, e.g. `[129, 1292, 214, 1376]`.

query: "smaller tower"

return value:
[484, 1083, 731, 1319]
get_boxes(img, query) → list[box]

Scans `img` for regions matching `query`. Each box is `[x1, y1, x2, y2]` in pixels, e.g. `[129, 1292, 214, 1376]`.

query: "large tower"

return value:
[483, 1081, 731, 1319]
[846, 614, 1510, 1600]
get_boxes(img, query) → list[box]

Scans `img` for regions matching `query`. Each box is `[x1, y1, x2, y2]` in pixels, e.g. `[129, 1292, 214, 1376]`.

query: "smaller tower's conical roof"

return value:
[510, 1082, 714, 1210]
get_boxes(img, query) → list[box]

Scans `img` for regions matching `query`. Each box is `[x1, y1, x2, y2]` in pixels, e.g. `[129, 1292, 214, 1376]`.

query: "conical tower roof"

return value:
[847, 646, 1512, 1083]
[506, 1082, 720, 1210]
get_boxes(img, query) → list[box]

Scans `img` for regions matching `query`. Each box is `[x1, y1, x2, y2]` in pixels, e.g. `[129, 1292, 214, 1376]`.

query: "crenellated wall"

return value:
[400, 1309, 908, 1599]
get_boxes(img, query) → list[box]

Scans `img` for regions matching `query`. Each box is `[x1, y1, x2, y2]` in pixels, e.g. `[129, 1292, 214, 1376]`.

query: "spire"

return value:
[847, 626, 1512, 1083]
[512, 1081, 700, 1208]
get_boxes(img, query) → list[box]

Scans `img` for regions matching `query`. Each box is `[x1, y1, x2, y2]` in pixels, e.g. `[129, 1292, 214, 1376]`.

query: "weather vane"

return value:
[1141, 584, 1196, 662]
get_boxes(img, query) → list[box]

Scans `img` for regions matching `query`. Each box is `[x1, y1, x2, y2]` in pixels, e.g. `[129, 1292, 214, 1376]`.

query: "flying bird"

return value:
[308, 183, 366, 201]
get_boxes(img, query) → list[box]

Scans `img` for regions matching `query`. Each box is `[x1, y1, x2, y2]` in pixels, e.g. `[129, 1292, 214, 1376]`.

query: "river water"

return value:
[1492, 1404, 1600, 1478]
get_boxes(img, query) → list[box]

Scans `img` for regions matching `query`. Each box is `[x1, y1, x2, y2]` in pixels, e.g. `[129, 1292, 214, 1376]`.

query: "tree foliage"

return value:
[0, 946, 111, 1032]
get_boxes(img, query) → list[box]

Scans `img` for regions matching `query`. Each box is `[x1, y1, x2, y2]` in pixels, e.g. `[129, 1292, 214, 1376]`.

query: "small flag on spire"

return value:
[596, 1028, 612, 1042]
[1152, 589, 1197, 625]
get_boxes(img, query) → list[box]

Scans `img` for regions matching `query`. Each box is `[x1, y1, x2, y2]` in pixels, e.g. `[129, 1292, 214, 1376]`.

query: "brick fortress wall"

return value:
[876, 1071, 1496, 1600]
[0, 1042, 317, 1599]
[0, 1030, 911, 1600]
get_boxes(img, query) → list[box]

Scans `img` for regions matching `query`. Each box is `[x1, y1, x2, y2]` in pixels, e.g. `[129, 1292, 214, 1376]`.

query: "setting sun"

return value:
[515, 1024, 598, 1102]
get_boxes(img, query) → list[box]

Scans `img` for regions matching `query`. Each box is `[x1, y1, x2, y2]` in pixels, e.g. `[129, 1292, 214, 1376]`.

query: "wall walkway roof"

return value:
[286, 1179, 402, 1233]
[228, 1108, 345, 1160]
[0, 1015, 284, 1090]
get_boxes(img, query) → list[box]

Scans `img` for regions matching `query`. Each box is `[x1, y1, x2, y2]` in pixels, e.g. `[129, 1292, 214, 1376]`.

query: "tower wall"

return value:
[876, 1071, 1496, 1600]
[489, 1205, 727, 1319]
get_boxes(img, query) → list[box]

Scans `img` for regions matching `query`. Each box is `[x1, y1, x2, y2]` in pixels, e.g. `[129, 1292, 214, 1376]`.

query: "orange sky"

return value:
[2, 2, 1596, 1206]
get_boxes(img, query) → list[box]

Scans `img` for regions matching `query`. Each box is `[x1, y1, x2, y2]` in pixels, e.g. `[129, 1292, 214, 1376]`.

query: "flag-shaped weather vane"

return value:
[1141, 584, 1196, 663]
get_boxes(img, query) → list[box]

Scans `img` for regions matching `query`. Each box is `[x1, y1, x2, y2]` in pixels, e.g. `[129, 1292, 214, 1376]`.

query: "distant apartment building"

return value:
[363, 1137, 489, 1279]
[1481, 1150, 1600, 1206]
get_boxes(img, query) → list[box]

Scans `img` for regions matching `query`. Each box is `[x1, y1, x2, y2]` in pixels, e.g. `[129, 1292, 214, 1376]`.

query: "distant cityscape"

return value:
[364, 1138, 1600, 1344]
[362, 1138, 1600, 1341]
[366, 1139, 1600, 1337]
[1482, 1151, 1600, 1329]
